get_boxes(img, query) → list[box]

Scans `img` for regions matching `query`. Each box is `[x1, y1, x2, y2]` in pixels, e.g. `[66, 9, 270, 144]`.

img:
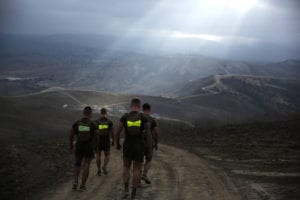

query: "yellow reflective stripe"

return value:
[99, 124, 109, 130]
[127, 120, 141, 127]
[78, 125, 90, 132]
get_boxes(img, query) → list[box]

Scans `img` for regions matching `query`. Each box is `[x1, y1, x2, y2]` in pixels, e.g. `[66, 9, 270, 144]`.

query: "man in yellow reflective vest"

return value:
[94, 108, 114, 176]
[115, 98, 152, 199]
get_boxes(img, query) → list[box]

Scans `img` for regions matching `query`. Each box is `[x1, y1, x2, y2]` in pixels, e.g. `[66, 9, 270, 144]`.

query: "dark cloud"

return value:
[0, 0, 299, 60]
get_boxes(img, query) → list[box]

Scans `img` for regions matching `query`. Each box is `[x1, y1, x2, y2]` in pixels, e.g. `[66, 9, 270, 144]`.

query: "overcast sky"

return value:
[1, 0, 300, 61]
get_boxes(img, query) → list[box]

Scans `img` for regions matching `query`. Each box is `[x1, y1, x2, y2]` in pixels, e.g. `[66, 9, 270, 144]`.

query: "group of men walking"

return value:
[69, 98, 159, 199]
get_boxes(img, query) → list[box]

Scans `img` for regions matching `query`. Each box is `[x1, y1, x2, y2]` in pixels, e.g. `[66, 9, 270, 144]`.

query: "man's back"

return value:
[143, 114, 157, 145]
[72, 117, 96, 145]
[121, 111, 148, 142]
[95, 116, 113, 141]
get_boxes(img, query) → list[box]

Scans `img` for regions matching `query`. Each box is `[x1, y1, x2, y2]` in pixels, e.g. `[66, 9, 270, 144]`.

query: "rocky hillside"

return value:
[177, 75, 300, 117]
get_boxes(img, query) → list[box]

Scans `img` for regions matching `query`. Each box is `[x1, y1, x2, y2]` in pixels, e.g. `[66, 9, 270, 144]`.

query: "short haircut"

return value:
[83, 106, 92, 115]
[100, 108, 107, 114]
[131, 97, 141, 108]
[143, 103, 151, 111]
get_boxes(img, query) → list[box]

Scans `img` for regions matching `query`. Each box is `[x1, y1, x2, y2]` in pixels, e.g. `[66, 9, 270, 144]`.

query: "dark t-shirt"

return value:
[143, 114, 157, 141]
[120, 111, 149, 143]
[94, 117, 113, 143]
[144, 114, 157, 133]
[72, 117, 97, 147]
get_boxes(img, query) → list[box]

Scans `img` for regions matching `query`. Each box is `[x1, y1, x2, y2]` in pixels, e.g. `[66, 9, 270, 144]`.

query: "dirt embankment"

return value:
[160, 117, 300, 200]
[0, 138, 73, 200]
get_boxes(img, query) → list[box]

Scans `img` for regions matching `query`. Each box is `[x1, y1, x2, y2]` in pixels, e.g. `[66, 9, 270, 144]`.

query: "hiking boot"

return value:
[97, 169, 101, 176]
[79, 185, 86, 192]
[141, 175, 151, 184]
[102, 166, 108, 175]
[72, 182, 78, 190]
[122, 191, 129, 199]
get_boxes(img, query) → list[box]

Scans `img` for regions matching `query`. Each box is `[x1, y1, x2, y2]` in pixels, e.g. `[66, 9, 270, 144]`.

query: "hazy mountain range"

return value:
[1, 34, 300, 95]
[0, 34, 299, 120]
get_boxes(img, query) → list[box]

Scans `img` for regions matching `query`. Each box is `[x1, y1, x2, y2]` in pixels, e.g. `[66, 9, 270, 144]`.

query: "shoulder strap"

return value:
[123, 113, 129, 122]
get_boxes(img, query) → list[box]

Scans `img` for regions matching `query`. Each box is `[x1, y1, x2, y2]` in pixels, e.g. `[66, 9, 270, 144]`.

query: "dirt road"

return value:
[44, 144, 242, 200]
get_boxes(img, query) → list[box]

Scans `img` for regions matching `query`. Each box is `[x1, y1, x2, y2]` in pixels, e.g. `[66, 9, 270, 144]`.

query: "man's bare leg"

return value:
[73, 166, 80, 189]
[102, 151, 110, 174]
[81, 158, 92, 188]
[143, 160, 151, 176]
[142, 153, 152, 184]
[96, 151, 102, 175]
[132, 161, 143, 198]
[122, 159, 131, 198]
[73, 155, 82, 190]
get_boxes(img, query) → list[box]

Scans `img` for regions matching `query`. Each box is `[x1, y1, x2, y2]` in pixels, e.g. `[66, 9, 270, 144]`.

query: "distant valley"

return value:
[1, 34, 299, 122]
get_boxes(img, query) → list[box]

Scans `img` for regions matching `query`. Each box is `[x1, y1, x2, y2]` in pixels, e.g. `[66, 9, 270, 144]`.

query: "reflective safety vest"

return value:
[97, 119, 110, 137]
[99, 124, 109, 130]
[79, 125, 90, 132]
[125, 113, 143, 136]
[127, 120, 141, 127]
[77, 120, 93, 142]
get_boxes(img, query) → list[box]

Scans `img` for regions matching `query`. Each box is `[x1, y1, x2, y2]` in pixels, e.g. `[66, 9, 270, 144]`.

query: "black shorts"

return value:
[75, 142, 94, 167]
[97, 140, 110, 152]
[123, 141, 144, 163]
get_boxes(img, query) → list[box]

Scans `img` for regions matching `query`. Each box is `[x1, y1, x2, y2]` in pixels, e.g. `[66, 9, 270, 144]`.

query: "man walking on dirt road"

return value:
[115, 98, 152, 199]
[70, 106, 97, 191]
[94, 108, 114, 176]
[141, 103, 159, 185]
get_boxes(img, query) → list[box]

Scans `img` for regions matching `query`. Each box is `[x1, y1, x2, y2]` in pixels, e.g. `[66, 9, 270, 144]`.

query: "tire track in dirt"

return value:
[144, 145, 242, 200]
[43, 144, 242, 200]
